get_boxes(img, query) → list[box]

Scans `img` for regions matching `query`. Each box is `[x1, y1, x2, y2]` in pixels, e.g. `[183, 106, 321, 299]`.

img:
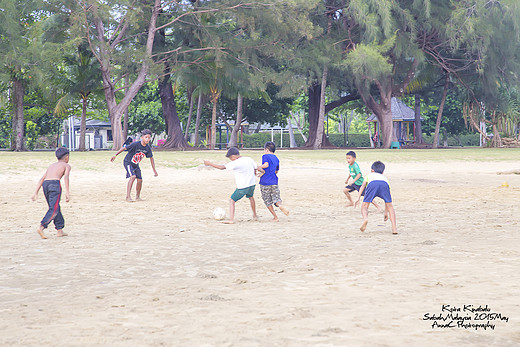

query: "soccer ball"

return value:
[213, 207, 226, 220]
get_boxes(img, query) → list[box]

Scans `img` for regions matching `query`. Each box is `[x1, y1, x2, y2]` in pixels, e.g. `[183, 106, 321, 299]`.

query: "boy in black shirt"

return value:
[111, 129, 158, 201]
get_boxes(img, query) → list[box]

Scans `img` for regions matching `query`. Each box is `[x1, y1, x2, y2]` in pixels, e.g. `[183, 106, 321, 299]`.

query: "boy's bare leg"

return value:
[249, 197, 258, 221]
[275, 202, 289, 216]
[371, 200, 382, 212]
[222, 199, 236, 224]
[37, 225, 47, 239]
[360, 202, 370, 232]
[385, 203, 397, 234]
[343, 188, 353, 206]
[135, 179, 143, 201]
[56, 229, 68, 237]
[267, 205, 279, 222]
[126, 176, 136, 201]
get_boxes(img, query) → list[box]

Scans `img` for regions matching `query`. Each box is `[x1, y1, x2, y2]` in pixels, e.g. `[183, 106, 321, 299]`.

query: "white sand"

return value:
[0, 151, 519, 346]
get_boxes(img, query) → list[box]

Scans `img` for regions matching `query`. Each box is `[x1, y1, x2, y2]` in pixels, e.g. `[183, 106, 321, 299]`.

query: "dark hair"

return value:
[371, 161, 385, 174]
[264, 141, 276, 153]
[56, 147, 69, 160]
[141, 129, 152, 136]
[346, 151, 356, 158]
[226, 147, 240, 157]
[124, 137, 133, 146]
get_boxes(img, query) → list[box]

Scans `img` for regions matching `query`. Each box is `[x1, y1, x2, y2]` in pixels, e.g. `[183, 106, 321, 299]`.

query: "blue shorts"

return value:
[124, 162, 142, 179]
[231, 185, 255, 202]
[363, 181, 392, 203]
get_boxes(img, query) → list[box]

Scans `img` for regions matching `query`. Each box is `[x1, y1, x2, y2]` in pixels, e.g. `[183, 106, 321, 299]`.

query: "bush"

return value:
[242, 132, 370, 148]
[422, 133, 479, 147]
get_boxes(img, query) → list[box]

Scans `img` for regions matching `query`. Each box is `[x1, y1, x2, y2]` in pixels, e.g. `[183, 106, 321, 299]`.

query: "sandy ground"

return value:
[0, 149, 519, 346]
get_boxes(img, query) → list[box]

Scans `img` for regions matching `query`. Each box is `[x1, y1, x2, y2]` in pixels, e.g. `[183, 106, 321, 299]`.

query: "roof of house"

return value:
[366, 97, 420, 121]
[71, 117, 111, 128]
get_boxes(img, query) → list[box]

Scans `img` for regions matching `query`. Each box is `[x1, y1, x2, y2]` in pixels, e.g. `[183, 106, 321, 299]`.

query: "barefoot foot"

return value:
[37, 225, 47, 239]
[270, 218, 280, 222]
[360, 220, 368, 232]
[222, 220, 235, 224]
[135, 197, 144, 201]
[126, 197, 134, 202]
[57, 230, 68, 237]
[384, 214, 389, 222]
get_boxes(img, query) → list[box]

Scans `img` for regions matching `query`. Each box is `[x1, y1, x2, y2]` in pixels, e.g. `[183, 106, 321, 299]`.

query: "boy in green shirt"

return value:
[343, 151, 380, 211]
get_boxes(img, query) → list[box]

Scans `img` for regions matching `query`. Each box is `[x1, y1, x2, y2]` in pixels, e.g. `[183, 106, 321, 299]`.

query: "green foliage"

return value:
[128, 81, 164, 135]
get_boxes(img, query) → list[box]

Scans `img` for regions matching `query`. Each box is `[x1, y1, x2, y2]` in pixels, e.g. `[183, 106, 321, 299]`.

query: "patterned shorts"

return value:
[260, 184, 282, 207]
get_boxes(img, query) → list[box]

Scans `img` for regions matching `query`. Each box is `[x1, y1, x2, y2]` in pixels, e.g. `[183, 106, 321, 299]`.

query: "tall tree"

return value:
[54, 45, 102, 151]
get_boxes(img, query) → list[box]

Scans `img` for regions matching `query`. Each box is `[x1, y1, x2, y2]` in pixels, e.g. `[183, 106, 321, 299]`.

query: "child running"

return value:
[355, 161, 397, 234]
[258, 141, 289, 222]
[204, 147, 264, 224]
[111, 129, 158, 202]
[344, 151, 380, 211]
[32, 147, 71, 239]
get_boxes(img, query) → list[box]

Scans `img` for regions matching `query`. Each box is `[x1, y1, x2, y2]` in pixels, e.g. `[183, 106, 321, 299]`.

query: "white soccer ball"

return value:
[213, 207, 226, 220]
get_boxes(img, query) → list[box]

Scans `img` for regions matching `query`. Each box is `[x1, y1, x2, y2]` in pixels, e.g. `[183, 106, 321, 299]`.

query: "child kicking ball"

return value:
[204, 147, 264, 224]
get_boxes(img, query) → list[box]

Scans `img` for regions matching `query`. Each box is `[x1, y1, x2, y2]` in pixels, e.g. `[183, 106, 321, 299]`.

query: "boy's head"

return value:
[56, 147, 69, 162]
[141, 129, 152, 144]
[371, 161, 385, 174]
[226, 147, 240, 160]
[264, 141, 276, 153]
[346, 151, 356, 165]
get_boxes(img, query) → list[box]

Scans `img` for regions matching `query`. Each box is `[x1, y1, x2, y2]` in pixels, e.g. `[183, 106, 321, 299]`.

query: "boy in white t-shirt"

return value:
[355, 161, 397, 234]
[204, 147, 264, 224]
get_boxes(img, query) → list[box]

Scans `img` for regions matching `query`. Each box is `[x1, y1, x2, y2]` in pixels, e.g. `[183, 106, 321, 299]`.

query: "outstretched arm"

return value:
[63, 164, 71, 202]
[354, 181, 368, 207]
[110, 147, 126, 162]
[351, 173, 361, 184]
[32, 173, 47, 201]
[203, 160, 226, 170]
[150, 157, 158, 176]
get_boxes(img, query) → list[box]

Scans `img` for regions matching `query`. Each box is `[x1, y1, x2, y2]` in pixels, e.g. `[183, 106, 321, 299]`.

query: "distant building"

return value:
[61, 117, 112, 150]
[366, 97, 422, 145]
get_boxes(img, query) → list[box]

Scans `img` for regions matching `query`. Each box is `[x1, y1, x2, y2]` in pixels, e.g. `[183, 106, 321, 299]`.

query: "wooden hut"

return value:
[366, 97, 422, 147]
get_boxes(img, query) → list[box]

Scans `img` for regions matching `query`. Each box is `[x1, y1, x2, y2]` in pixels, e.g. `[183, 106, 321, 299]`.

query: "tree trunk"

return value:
[305, 84, 332, 147]
[433, 73, 450, 149]
[12, 79, 25, 152]
[209, 91, 219, 149]
[159, 71, 188, 149]
[288, 117, 297, 148]
[362, 88, 394, 149]
[313, 65, 328, 149]
[491, 112, 503, 147]
[184, 88, 195, 141]
[123, 74, 130, 140]
[194, 93, 203, 147]
[228, 93, 243, 148]
[414, 94, 423, 144]
[92, 0, 161, 150]
[79, 97, 87, 151]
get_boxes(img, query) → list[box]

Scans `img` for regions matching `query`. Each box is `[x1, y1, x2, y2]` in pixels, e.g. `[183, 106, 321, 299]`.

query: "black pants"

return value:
[41, 180, 64, 230]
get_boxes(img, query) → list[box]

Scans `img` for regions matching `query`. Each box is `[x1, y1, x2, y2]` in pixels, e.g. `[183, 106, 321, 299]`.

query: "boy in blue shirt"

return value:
[355, 161, 397, 234]
[258, 141, 289, 222]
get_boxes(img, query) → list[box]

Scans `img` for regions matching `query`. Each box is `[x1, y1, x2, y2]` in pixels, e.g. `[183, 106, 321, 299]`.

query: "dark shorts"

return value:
[231, 185, 255, 202]
[346, 183, 364, 196]
[363, 181, 392, 203]
[124, 162, 142, 179]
